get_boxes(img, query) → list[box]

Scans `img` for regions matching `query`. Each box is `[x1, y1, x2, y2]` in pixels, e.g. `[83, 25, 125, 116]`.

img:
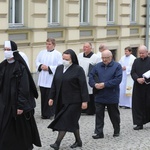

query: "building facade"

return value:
[0, 0, 148, 74]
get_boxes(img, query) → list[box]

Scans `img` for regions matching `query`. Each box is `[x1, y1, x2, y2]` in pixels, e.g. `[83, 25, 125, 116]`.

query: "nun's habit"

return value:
[48, 49, 89, 132]
[0, 41, 41, 150]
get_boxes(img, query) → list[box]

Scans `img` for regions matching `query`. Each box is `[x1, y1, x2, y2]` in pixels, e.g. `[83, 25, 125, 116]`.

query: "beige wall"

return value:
[0, 0, 148, 73]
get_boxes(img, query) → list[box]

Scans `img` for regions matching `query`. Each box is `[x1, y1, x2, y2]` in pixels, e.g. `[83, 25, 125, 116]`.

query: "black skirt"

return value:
[0, 110, 41, 150]
[48, 103, 82, 132]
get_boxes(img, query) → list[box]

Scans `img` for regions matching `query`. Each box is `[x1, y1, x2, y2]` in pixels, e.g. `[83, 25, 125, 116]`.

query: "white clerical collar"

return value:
[63, 63, 72, 73]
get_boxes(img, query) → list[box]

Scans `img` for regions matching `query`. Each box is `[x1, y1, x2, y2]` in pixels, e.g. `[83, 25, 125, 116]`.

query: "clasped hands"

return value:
[41, 64, 48, 71]
[137, 78, 145, 84]
[95, 82, 105, 89]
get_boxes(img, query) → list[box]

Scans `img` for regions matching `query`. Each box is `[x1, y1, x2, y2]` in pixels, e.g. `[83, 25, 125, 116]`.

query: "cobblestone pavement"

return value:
[33, 97, 150, 150]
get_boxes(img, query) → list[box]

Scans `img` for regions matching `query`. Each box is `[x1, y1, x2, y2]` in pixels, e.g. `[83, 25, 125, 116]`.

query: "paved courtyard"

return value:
[33, 97, 150, 150]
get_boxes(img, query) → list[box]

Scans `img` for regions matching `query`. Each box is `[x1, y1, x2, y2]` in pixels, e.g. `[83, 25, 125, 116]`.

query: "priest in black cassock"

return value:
[0, 41, 41, 150]
[131, 45, 150, 130]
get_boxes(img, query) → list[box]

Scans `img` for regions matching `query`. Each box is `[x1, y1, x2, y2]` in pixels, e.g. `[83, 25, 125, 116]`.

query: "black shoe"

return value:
[70, 141, 82, 148]
[113, 128, 120, 137]
[133, 125, 143, 130]
[113, 133, 120, 137]
[92, 134, 104, 139]
[124, 107, 130, 109]
[50, 115, 55, 120]
[50, 143, 59, 150]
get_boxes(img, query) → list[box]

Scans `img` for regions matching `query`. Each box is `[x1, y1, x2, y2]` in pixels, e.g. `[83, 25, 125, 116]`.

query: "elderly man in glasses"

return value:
[89, 50, 122, 139]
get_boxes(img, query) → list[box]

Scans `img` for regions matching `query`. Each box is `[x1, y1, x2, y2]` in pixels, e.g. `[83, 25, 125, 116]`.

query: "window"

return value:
[80, 0, 90, 25]
[48, 0, 60, 25]
[9, 0, 24, 26]
[107, 0, 115, 24]
[130, 0, 136, 23]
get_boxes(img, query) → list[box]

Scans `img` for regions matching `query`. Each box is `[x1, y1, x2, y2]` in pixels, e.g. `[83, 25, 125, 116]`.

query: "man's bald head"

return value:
[102, 50, 112, 57]
[99, 44, 107, 52]
[138, 45, 148, 59]
[138, 45, 148, 52]
[102, 50, 113, 65]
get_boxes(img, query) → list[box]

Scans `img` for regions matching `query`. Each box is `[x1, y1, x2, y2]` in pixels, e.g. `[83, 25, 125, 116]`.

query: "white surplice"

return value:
[96, 51, 102, 62]
[119, 54, 136, 108]
[36, 49, 62, 88]
[19, 52, 30, 69]
[78, 52, 100, 94]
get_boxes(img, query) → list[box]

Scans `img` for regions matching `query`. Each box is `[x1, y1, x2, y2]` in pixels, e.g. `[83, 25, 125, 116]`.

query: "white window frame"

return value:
[130, 0, 137, 23]
[48, 0, 60, 26]
[107, 0, 115, 24]
[80, 0, 90, 25]
[9, 0, 24, 27]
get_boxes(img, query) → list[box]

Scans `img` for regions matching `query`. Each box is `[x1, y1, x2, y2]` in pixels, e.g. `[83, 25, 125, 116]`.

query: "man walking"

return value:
[89, 50, 122, 138]
[36, 38, 62, 119]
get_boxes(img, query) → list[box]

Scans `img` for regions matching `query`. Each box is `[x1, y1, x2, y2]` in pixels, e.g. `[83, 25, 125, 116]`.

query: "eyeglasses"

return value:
[102, 56, 110, 59]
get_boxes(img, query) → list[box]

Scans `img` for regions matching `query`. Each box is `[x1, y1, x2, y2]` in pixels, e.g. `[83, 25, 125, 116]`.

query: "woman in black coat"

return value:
[48, 49, 89, 150]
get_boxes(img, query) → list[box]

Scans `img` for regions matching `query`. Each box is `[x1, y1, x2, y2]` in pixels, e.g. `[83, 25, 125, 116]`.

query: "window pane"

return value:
[9, 0, 23, 24]
[48, 0, 50, 22]
[80, 0, 82, 22]
[108, 0, 114, 22]
[9, 0, 13, 23]
[15, 0, 22, 23]
[131, 0, 136, 22]
[149, 5, 150, 25]
[109, 0, 114, 21]
[83, 0, 88, 22]
[80, 0, 89, 24]
[52, 0, 58, 22]
[48, 0, 59, 24]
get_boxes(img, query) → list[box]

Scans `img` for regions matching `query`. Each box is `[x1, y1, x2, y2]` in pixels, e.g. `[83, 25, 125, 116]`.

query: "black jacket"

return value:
[49, 64, 89, 105]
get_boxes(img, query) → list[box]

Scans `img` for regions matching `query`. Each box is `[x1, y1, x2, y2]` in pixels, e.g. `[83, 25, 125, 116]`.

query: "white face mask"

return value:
[62, 60, 70, 68]
[4, 51, 14, 59]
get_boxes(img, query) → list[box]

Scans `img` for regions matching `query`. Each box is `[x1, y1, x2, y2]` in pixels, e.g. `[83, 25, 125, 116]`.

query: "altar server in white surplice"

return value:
[78, 42, 100, 115]
[36, 38, 62, 119]
[119, 47, 136, 108]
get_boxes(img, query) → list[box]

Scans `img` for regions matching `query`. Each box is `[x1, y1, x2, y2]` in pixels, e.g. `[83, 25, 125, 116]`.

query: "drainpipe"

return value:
[145, 0, 150, 49]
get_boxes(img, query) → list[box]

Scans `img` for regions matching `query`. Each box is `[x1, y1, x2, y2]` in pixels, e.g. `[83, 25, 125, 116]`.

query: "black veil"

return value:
[63, 49, 79, 65]
[10, 41, 38, 99]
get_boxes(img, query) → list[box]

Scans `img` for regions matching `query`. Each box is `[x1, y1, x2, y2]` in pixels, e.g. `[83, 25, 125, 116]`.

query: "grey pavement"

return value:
[33, 96, 150, 150]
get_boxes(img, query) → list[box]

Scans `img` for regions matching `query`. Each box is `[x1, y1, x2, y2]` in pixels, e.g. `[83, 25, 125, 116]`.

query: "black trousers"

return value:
[95, 102, 120, 135]
[82, 94, 95, 115]
[86, 94, 95, 115]
[40, 86, 55, 118]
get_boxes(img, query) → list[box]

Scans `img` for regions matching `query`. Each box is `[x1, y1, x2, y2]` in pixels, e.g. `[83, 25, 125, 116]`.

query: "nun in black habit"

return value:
[48, 49, 89, 150]
[0, 41, 41, 150]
